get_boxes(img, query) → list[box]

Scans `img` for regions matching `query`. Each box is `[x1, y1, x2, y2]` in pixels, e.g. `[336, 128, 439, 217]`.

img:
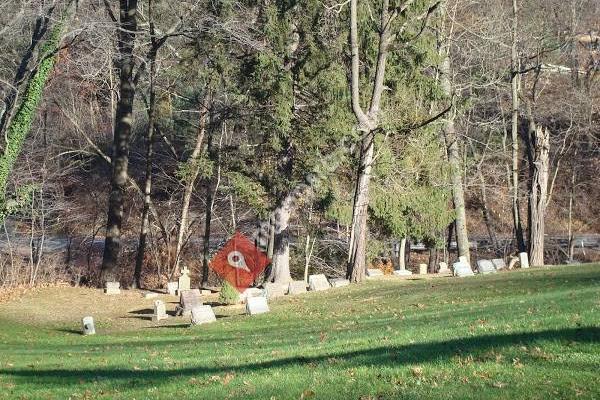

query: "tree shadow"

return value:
[5, 326, 598, 389]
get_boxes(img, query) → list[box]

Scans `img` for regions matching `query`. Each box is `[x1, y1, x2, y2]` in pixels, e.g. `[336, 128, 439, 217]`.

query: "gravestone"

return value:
[393, 269, 412, 276]
[152, 300, 168, 322]
[81, 316, 95, 335]
[177, 267, 191, 295]
[104, 281, 120, 295]
[191, 305, 216, 325]
[288, 280, 308, 295]
[491, 258, 506, 270]
[476, 259, 497, 274]
[144, 292, 158, 299]
[519, 252, 530, 269]
[200, 289, 212, 296]
[366, 269, 384, 277]
[329, 278, 350, 288]
[458, 255, 469, 265]
[166, 282, 178, 296]
[438, 262, 451, 274]
[240, 287, 265, 303]
[453, 261, 474, 277]
[176, 289, 202, 316]
[264, 282, 287, 299]
[418, 263, 428, 275]
[308, 274, 330, 291]
[246, 296, 269, 315]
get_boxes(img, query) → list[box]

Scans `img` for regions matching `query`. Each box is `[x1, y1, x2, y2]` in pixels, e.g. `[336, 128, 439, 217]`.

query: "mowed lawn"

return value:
[0, 265, 599, 399]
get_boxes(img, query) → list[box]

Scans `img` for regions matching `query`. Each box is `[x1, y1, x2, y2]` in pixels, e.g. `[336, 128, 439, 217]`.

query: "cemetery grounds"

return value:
[0, 264, 599, 399]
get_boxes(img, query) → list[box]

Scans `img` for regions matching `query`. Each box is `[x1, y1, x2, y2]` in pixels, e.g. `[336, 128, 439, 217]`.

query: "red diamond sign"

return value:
[209, 231, 271, 292]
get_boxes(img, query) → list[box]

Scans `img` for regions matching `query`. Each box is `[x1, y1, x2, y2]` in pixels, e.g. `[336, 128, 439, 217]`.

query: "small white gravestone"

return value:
[104, 281, 120, 295]
[418, 263, 428, 275]
[200, 289, 212, 296]
[191, 305, 216, 325]
[491, 258, 506, 270]
[288, 280, 308, 295]
[152, 300, 168, 322]
[453, 261, 474, 277]
[240, 287, 265, 303]
[329, 278, 350, 288]
[144, 292, 158, 299]
[167, 282, 178, 296]
[308, 274, 330, 291]
[476, 259, 497, 274]
[81, 316, 95, 335]
[177, 267, 191, 294]
[438, 262, 451, 274]
[264, 282, 287, 299]
[366, 268, 384, 277]
[519, 252, 530, 269]
[393, 269, 412, 276]
[246, 296, 270, 315]
[458, 255, 469, 265]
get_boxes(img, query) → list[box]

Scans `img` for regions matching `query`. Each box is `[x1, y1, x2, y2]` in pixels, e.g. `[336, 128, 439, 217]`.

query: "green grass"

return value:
[1, 265, 599, 399]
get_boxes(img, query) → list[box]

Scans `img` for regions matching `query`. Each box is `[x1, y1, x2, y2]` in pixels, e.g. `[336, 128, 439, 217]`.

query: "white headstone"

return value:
[453, 261, 474, 277]
[177, 267, 191, 294]
[458, 255, 469, 264]
[191, 305, 216, 325]
[491, 258, 506, 270]
[308, 274, 330, 291]
[240, 287, 265, 303]
[152, 300, 168, 322]
[476, 259, 497, 274]
[393, 269, 412, 276]
[104, 281, 120, 295]
[81, 316, 95, 335]
[288, 280, 308, 294]
[144, 292, 159, 299]
[438, 262, 450, 273]
[246, 296, 270, 315]
[366, 268, 384, 277]
[167, 282, 178, 296]
[418, 263, 428, 275]
[329, 278, 350, 288]
[264, 282, 287, 299]
[519, 252, 530, 269]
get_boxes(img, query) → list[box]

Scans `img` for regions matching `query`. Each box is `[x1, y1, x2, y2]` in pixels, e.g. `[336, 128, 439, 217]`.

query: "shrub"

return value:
[218, 281, 240, 305]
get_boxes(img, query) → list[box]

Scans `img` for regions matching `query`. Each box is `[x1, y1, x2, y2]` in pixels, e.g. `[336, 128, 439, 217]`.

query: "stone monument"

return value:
[453, 261, 474, 277]
[519, 252, 530, 269]
[166, 282, 178, 296]
[177, 267, 191, 295]
[418, 263, 428, 275]
[288, 280, 308, 294]
[491, 258, 506, 270]
[476, 259, 497, 274]
[152, 300, 168, 322]
[329, 278, 350, 288]
[366, 268, 384, 277]
[176, 289, 202, 316]
[191, 305, 216, 325]
[104, 281, 120, 295]
[81, 316, 95, 335]
[246, 296, 270, 315]
[308, 274, 330, 291]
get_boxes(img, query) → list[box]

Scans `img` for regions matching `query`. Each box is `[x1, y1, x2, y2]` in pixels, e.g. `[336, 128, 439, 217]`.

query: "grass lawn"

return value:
[0, 264, 599, 399]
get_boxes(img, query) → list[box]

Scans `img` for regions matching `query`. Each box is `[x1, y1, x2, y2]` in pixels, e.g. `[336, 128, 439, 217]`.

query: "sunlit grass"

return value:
[0, 265, 599, 399]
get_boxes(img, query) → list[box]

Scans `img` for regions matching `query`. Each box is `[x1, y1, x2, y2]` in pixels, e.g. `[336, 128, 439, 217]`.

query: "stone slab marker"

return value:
[264, 282, 287, 299]
[418, 263, 428, 275]
[81, 316, 95, 335]
[166, 282, 178, 296]
[176, 289, 202, 316]
[476, 259, 497, 274]
[152, 300, 168, 322]
[329, 278, 350, 288]
[240, 287, 265, 303]
[438, 262, 450, 274]
[453, 261, 474, 277]
[104, 281, 120, 295]
[288, 280, 308, 294]
[519, 252, 530, 269]
[491, 259, 506, 270]
[191, 305, 216, 325]
[177, 267, 191, 295]
[246, 296, 270, 315]
[366, 269, 384, 277]
[393, 269, 412, 276]
[308, 274, 330, 291]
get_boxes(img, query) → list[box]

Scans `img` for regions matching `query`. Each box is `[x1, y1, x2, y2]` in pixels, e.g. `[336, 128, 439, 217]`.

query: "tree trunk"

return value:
[510, 0, 527, 254]
[173, 96, 209, 273]
[478, 171, 499, 250]
[269, 193, 294, 284]
[567, 162, 577, 263]
[101, 0, 138, 284]
[527, 125, 550, 266]
[398, 237, 406, 270]
[347, 134, 375, 283]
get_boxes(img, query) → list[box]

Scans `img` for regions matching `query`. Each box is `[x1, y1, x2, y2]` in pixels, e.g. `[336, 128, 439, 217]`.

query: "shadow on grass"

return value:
[4, 326, 598, 388]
